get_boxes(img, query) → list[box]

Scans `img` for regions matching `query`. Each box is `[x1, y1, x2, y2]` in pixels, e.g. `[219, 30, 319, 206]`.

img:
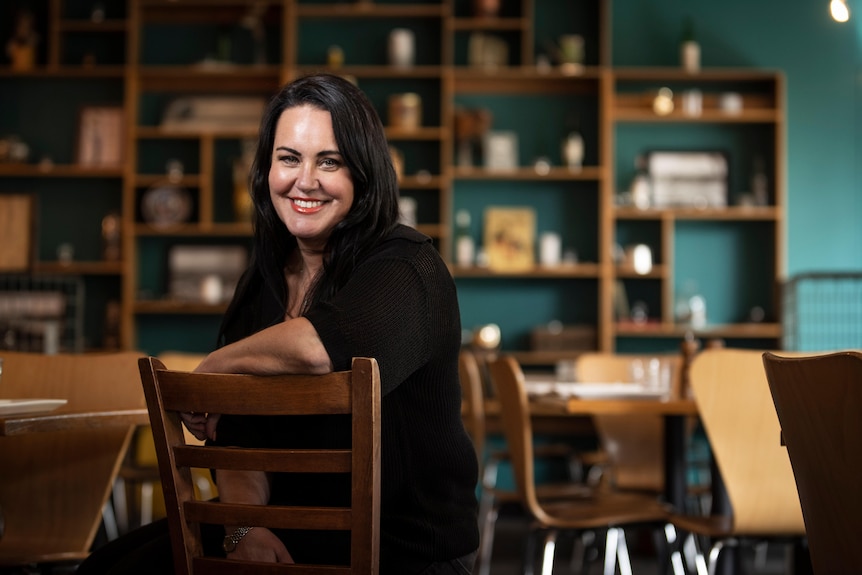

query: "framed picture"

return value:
[484, 206, 535, 272]
[0, 194, 34, 271]
[76, 106, 125, 167]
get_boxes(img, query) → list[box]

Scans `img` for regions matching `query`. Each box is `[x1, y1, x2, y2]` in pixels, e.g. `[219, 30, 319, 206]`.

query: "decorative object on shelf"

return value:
[57, 243, 74, 265]
[719, 92, 743, 115]
[652, 87, 675, 116]
[101, 212, 121, 262]
[612, 280, 630, 320]
[680, 16, 700, 73]
[398, 196, 417, 228]
[562, 128, 584, 172]
[76, 106, 124, 167]
[467, 33, 508, 69]
[240, 1, 267, 65]
[141, 160, 193, 228]
[682, 89, 703, 117]
[388, 28, 415, 68]
[162, 97, 266, 132]
[0, 194, 32, 272]
[539, 232, 562, 266]
[233, 138, 256, 223]
[483, 131, 518, 171]
[647, 150, 728, 208]
[327, 44, 344, 68]
[484, 206, 535, 272]
[630, 154, 651, 209]
[90, 3, 106, 23]
[750, 156, 769, 206]
[532, 156, 551, 175]
[454, 107, 492, 168]
[388, 93, 422, 130]
[626, 244, 653, 275]
[472, 323, 501, 350]
[0, 135, 30, 164]
[167, 244, 248, 304]
[630, 300, 649, 324]
[454, 209, 475, 267]
[557, 34, 585, 75]
[530, 323, 596, 352]
[473, 0, 501, 18]
[6, 7, 39, 71]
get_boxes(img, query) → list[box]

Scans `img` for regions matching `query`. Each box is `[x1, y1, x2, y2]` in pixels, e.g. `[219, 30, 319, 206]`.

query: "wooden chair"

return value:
[114, 352, 212, 532]
[575, 353, 683, 495]
[0, 350, 145, 569]
[138, 356, 381, 574]
[669, 348, 806, 575]
[762, 350, 862, 575]
[487, 354, 672, 575]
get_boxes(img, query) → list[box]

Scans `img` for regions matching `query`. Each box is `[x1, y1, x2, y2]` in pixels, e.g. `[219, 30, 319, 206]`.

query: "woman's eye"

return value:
[278, 154, 299, 165]
[320, 157, 342, 169]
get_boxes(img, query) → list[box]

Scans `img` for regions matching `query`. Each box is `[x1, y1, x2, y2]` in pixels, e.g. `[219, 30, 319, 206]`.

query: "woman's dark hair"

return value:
[219, 74, 400, 344]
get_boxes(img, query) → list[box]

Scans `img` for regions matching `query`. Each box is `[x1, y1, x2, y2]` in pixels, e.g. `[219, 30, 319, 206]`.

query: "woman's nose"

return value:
[295, 162, 318, 191]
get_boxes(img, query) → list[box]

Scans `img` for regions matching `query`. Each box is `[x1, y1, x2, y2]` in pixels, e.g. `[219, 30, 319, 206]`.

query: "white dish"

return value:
[525, 380, 665, 400]
[0, 399, 68, 415]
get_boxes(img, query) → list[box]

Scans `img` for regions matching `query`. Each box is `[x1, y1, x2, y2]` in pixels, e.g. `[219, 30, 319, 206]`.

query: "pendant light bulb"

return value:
[831, 0, 850, 22]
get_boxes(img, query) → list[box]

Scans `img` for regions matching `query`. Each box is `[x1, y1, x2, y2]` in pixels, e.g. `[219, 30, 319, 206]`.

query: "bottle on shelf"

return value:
[455, 209, 475, 267]
[751, 156, 769, 206]
[562, 113, 584, 172]
[630, 154, 651, 209]
[680, 16, 700, 73]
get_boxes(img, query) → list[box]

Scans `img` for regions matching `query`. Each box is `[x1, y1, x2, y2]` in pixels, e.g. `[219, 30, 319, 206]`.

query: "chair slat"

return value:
[184, 501, 352, 531]
[193, 557, 352, 574]
[174, 446, 352, 473]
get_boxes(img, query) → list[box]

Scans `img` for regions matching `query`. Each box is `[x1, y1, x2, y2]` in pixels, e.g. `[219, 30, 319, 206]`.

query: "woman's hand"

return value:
[179, 412, 221, 442]
[226, 527, 294, 563]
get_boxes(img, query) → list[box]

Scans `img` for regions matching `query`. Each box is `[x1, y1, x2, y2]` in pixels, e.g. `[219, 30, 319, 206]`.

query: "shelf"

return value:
[614, 322, 782, 339]
[134, 222, 252, 236]
[615, 265, 668, 279]
[296, 3, 447, 18]
[453, 166, 603, 181]
[134, 300, 228, 315]
[385, 127, 447, 141]
[451, 17, 529, 31]
[0, 67, 126, 78]
[0, 164, 125, 178]
[454, 67, 603, 93]
[614, 206, 780, 221]
[32, 261, 124, 276]
[612, 109, 780, 123]
[452, 263, 601, 279]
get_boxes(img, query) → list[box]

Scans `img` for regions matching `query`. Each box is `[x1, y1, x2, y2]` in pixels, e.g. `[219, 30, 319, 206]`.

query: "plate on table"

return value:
[0, 399, 68, 415]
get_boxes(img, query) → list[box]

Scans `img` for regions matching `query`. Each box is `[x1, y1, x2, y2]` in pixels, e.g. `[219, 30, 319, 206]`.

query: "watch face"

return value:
[223, 536, 236, 553]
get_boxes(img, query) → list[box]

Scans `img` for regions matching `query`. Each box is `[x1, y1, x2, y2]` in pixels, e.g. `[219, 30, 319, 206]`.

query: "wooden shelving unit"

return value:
[0, 0, 785, 357]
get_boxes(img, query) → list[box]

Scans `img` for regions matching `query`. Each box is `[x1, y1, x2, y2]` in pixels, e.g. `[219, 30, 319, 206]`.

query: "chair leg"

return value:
[540, 529, 559, 575]
[616, 528, 633, 575]
[603, 527, 619, 575]
[523, 530, 539, 575]
[476, 505, 498, 575]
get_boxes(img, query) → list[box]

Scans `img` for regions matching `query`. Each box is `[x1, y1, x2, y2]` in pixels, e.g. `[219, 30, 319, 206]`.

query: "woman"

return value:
[78, 73, 479, 574]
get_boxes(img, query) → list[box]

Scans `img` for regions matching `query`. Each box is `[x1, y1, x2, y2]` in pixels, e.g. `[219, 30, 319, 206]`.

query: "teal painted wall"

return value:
[611, 0, 862, 275]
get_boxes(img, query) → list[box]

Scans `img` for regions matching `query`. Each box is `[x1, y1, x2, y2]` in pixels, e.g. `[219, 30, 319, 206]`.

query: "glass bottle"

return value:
[455, 209, 475, 267]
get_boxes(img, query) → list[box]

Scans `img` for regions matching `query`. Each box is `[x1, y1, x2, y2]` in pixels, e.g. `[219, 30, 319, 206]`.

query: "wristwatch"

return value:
[223, 526, 254, 553]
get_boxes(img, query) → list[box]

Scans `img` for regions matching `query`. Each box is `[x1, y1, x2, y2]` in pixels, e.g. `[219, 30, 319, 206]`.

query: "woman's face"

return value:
[269, 104, 354, 250]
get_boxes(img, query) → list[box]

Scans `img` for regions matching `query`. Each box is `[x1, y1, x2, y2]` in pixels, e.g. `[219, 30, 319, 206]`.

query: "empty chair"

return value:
[763, 350, 862, 575]
[487, 354, 672, 575]
[669, 348, 806, 575]
[138, 356, 381, 574]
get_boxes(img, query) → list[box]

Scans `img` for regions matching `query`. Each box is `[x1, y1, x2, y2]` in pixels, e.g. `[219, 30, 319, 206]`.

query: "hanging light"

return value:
[831, 0, 850, 22]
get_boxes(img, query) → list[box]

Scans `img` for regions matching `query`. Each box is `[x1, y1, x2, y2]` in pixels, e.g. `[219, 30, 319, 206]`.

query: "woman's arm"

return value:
[195, 317, 332, 376]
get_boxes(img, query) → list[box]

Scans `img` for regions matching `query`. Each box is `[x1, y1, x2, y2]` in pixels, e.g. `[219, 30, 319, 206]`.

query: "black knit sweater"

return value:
[216, 225, 479, 573]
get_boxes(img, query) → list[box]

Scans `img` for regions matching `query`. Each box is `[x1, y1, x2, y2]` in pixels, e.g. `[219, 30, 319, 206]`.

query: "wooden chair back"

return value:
[138, 356, 381, 575]
[689, 348, 804, 535]
[762, 350, 862, 574]
[575, 353, 682, 492]
[0, 350, 144, 566]
[459, 349, 486, 473]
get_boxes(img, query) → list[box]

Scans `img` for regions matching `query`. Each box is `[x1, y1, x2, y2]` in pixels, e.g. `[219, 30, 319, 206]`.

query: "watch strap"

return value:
[223, 526, 254, 553]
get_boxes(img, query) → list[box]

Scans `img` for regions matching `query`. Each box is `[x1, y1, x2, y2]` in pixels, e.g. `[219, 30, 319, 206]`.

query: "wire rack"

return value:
[782, 272, 862, 351]
[0, 275, 84, 354]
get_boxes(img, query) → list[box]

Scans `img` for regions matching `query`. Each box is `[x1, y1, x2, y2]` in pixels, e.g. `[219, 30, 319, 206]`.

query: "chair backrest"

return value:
[139, 356, 381, 575]
[485, 355, 555, 524]
[575, 353, 682, 492]
[0, 350, 144, 566]
[459, 349, 486, 473]
[762, 350, 862, 574]
[689, 348, 804, 535]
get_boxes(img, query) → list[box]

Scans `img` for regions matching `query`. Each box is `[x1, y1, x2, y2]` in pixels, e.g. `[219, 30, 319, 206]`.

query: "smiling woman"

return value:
[77, 73, 480, 575]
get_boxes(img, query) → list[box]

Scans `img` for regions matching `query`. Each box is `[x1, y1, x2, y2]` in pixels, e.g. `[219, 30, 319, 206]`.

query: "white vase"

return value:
[562, 132, 584, 172]
[681, 40, 700, 73]
[388, 29, 415, 68]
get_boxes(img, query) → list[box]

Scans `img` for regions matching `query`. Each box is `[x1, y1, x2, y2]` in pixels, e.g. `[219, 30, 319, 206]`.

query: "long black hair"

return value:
[218, 74, 400, 344]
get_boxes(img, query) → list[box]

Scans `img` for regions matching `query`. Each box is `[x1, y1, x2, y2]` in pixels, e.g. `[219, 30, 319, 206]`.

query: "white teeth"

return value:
[294, 198, 323, 208]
